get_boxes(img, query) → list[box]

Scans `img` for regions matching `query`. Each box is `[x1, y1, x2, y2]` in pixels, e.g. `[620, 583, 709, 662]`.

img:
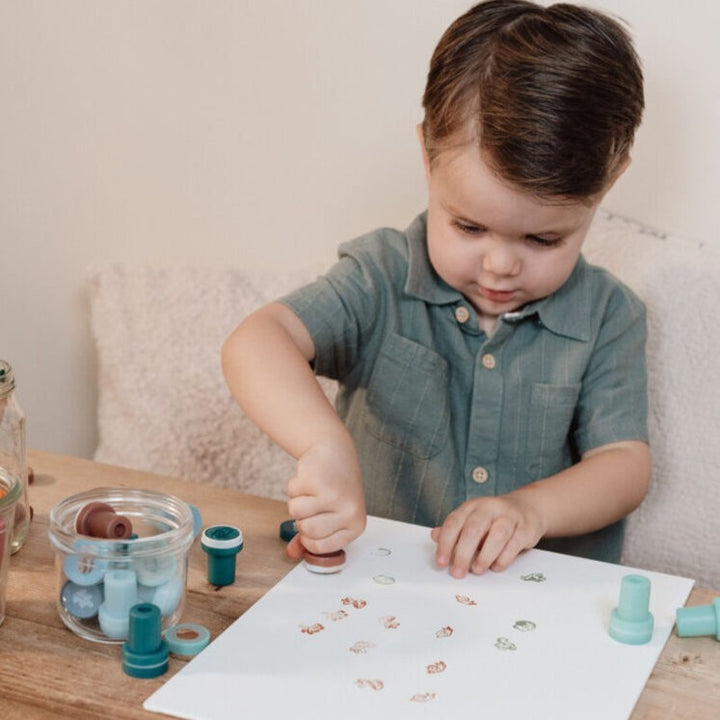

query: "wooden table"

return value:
[1, 450, 718, 719]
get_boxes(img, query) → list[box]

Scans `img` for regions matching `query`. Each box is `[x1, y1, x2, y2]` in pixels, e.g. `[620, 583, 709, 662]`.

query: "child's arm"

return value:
[431, 440, 650, 577]
[221, 302, 367, 558]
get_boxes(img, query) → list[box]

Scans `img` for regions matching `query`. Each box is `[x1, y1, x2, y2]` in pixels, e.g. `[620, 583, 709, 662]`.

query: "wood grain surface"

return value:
[0, 450, 717, 719]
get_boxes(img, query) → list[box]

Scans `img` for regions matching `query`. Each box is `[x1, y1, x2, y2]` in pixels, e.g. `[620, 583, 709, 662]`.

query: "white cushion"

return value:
[90, 262, 335, 502]
[584, 210, 720, 587]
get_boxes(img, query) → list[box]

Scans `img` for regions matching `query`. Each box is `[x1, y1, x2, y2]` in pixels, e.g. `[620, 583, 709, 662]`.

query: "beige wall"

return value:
[2, 1, 718, 458]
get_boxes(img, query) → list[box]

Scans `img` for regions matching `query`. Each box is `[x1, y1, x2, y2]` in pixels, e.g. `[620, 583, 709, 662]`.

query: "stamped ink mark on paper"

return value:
[410, 693, 437, 703]
[341, 596, 367, 609]
[372, 547, 392, 556]
[495, 637, 517, 651]
[455, 594, 477, 606]
[380, 615, 400, 629]
[349, 641, 376, 654]
[322, 609, 349, 622]
[513, 620, 536, 632]
[299, 623, 325, 635]
[520, 572, 546, 583]
[355, 679, 384, 691]
[373, 575, 395, 585]
[426, 661, 447, 674]
[435, 625, 454, 638]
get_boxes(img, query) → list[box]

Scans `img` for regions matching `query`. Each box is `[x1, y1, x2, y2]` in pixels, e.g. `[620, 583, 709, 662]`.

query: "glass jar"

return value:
[48, 487, 194, 644]
[0, 360, 30, 553]
[0, 472, 22, 626]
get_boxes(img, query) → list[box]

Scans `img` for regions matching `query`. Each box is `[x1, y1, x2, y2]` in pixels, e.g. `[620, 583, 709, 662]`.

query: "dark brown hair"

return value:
[421, 0, 644, 199]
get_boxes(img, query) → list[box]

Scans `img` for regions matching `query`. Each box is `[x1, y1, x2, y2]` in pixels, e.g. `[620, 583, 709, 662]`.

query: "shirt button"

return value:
[481, 353, 496, 369]
[471, 466, 489, 484]
[454, 306, 470, 324]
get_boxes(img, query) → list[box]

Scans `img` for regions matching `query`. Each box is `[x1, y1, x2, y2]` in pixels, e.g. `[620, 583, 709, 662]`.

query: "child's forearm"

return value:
[221, 302, 351, 459]
[223, 302, 366, 556]
[511, 440, 651, 538]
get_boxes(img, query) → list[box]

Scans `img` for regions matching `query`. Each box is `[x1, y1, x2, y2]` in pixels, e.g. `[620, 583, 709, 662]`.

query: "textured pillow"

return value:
[583, 210, 720, 586]
[90, 262, 335, 501]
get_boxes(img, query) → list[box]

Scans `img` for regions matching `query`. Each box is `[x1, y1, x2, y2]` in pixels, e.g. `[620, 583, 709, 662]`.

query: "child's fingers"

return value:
[436, 505, 494, 577]
[489, 535, 528, 572]
[286, 472, 310, 500]
[296, 512, 346, 544]
[448, 521, 491, 578]
[287, 494, 326, 521]
[433, 507, 471, 567]
[297, 527, 354, 556]
[285, 534, 306, 559]
[286, 526, 340, 558]
[471, 517, 517, 573]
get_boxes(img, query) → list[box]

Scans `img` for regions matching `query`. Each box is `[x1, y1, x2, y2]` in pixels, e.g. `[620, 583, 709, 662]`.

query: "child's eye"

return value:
[453, 220, 484, 235]
[527, 234, 562, 248]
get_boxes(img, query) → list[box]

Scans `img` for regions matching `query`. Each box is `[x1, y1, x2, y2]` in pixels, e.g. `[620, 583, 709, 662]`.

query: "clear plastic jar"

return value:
[0, 360, 30, 554]
[0, 471, 22, 626]
[48, 487, 194, 644]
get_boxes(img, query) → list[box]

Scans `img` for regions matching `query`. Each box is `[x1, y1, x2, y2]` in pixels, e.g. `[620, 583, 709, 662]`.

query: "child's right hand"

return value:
[285, 438, 366, 560]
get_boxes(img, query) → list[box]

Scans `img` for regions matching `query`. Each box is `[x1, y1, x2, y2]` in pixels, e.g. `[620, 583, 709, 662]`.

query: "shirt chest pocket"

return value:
[525, 383, 582, 478]
[364, 333, 450, 459]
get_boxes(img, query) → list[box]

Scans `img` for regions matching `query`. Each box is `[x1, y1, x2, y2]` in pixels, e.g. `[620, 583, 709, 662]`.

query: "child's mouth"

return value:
[481, 287, 516, 303]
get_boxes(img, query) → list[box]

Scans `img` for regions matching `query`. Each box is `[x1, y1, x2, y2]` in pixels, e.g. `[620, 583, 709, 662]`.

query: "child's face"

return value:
[421, 138, 603, 334]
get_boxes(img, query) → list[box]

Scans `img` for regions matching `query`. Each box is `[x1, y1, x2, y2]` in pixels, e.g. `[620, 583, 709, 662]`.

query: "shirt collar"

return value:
[404, 211, 592, 342]
[501, 258, 592, 342]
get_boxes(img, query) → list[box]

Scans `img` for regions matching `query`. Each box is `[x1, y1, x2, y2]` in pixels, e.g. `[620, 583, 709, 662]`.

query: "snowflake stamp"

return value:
[72, 588, 97, 610]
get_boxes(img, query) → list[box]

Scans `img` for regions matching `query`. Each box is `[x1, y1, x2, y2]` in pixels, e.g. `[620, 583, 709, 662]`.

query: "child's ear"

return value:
[416, 123, 431, 182]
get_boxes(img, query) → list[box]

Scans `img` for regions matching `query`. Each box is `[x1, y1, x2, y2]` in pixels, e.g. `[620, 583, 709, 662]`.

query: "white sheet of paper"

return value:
[145, 516, 693, 720]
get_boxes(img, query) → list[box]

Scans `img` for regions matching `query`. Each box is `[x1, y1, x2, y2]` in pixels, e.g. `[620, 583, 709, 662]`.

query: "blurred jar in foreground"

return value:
[0, 471, 21, 625]
[0, 360, 30, 553]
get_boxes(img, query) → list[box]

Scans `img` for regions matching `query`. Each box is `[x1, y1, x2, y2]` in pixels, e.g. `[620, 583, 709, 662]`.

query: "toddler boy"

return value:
[222, 0, 650, 577]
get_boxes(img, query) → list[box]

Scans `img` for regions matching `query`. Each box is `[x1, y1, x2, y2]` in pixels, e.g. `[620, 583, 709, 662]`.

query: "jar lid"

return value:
[201, 525, 244, 551]
[164, 623, 211, 656]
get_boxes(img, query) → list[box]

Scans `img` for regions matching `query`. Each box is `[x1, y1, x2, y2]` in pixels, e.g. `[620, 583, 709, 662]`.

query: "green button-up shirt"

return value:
[281, 213, 648, 562]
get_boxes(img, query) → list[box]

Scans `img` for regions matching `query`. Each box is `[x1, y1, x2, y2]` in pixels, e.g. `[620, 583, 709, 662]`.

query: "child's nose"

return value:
[482, 239, 520, 276]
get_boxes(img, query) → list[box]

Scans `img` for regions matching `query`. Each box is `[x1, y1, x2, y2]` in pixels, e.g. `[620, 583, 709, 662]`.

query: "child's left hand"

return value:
[431, 494, 546, 578]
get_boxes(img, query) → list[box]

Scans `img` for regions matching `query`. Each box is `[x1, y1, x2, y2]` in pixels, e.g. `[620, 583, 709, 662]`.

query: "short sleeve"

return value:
[279, 234, 400, 380]
[573, 282, 648, 453]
